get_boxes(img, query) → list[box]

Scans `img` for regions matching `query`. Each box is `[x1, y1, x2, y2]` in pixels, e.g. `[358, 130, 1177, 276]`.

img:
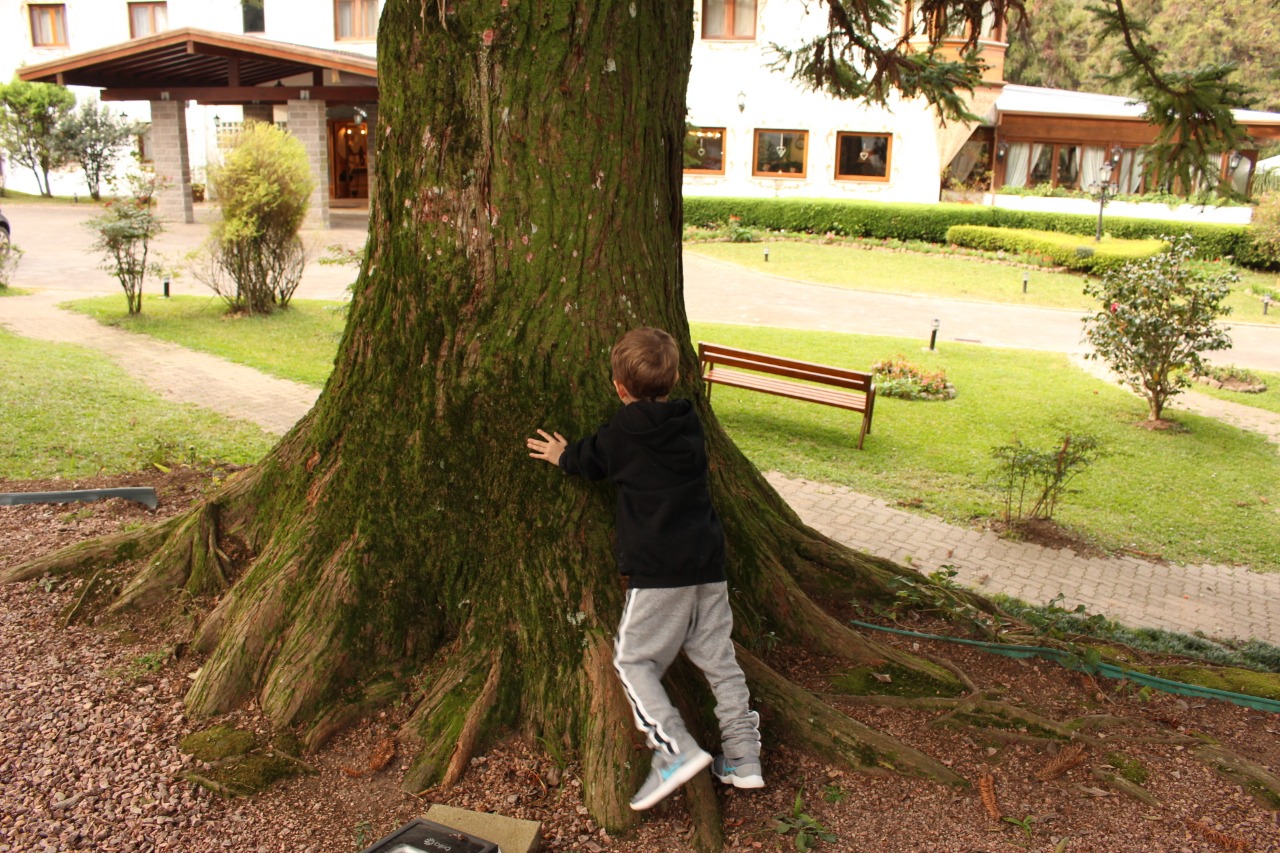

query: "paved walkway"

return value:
[4, 208, 1280, 645]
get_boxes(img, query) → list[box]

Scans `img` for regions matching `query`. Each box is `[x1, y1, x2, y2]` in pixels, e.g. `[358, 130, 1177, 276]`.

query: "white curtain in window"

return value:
[1004, 143, 1031, 188]
[337, 0, 354, 37]
[1028, 143, 1049, 185]
[702, 0, 726, 35]
[1119, 150, 1146, 193]
[732, 0, 755, 36]
[131, 4, 166, 36]
[1230, 155, 1252, 195]
[31, 7, 63, 44]
[361, 0, 379, 37]
[1079, 146, 1105, 190]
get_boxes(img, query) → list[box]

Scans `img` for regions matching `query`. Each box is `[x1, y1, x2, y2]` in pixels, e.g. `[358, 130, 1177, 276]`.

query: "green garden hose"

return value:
[848, 619, 1280, 714]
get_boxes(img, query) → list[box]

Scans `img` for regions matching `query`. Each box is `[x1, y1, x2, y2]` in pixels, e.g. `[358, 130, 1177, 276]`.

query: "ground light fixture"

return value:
[763, 246, 770, 262]
[929, 318, 940, 351]
[357, 818, 498, 853]
[1093, 147, 1123, 243]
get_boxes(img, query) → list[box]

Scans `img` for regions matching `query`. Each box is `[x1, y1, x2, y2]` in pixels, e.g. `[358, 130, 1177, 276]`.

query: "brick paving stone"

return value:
[764, 472, 1280, 645]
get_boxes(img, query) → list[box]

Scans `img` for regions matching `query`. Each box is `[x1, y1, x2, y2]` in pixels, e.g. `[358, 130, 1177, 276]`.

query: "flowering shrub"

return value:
[871, 356, 956, 401]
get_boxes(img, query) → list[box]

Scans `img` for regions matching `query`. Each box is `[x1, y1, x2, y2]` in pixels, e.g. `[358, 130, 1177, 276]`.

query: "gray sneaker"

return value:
[629, 747, 713, 811]
[712, 753, 764, 789]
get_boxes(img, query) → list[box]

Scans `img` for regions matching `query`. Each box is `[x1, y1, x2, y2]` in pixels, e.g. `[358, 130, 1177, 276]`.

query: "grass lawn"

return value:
[65, 295, 347, 388]
[690, 322, 1280, 572]
[687, 241, 1280, 325]
[0, 330, 275, 479]
[53, 294, 1280, 571]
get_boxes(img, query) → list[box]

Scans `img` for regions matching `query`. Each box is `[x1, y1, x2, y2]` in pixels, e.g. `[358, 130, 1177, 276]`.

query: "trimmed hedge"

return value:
[682, 197, 1273, 269]
[945, 226, 1167, 274]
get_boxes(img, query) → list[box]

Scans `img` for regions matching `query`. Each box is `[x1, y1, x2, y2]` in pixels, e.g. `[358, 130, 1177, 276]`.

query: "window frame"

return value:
[29, 4, 69, 47]
[701, 0, 756, 41]
[683, 126, 727, 176]
[834, 131, 893, 183]
[751, 129, 808, 179]
[128, 2, 168, 38]
[334, 0, 379, 41]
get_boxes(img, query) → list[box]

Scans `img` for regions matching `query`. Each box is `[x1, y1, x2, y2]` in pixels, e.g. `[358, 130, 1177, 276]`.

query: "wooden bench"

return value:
[697, 342, 877, 449]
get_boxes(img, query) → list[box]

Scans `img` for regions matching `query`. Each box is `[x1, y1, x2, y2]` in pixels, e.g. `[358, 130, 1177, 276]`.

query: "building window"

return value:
[752, 129, 807, 178]
[128, 2, 168, 38]
[243, 0, 265, 33]
[702, 0, 755, 40]
[29, 4, 68, 47]
[684, 127, 726, 174]
[835, 132, 892, 181]
[335, 0, 379, 40]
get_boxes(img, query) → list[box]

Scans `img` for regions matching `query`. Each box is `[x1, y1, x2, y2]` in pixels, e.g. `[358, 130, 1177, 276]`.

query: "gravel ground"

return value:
[2, 470, 1279, 852]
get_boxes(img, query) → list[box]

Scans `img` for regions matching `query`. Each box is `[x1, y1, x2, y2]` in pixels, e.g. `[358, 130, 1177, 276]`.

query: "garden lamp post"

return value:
[1093, 148, 1122, 243]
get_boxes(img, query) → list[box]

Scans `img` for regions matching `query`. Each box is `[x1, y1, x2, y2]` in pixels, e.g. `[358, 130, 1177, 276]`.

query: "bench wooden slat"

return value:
[703, 368, 868, 412]
[697, 341, 877, 449]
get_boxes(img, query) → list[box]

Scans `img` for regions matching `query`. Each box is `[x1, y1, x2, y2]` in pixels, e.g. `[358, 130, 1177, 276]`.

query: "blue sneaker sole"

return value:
[630, 749, 713, 811]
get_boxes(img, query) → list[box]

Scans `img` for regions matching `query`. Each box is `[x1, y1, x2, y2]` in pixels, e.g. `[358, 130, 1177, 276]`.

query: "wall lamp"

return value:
[737, 91, 746, 113]
[995, 141, 1008, 161]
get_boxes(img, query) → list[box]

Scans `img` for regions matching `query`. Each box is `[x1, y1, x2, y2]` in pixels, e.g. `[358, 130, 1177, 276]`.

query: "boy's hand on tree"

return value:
[527, 429, 567, 466]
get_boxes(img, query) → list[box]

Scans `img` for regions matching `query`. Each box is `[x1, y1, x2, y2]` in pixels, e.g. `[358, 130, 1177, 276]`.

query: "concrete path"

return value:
[4, 203, 1280, 645]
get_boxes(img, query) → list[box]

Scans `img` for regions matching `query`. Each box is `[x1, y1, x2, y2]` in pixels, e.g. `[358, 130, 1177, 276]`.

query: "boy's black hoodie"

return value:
[558, 398, 726, 589]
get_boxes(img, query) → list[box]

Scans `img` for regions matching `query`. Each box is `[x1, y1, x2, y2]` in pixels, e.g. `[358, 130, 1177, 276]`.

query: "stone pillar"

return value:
[287, 98, 330, 229]
[149, 99, 194, 224]
[364, 104, 378, 206]
[243, 104, 274, 125]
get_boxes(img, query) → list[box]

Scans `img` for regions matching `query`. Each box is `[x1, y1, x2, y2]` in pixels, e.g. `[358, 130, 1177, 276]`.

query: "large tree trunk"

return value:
[5, 0, 967, 839]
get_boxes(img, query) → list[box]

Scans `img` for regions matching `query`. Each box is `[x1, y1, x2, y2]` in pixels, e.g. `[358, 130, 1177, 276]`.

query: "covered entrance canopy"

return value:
[19, 27, 379, 226]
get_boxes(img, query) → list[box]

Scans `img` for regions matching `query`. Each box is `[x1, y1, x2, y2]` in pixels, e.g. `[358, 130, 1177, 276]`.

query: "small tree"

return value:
[87, 173, 165, 315]
[199, 121, 312, 315]
[0, 78, 76, 197]
[57, 100, 140, 201]
[0, 241, 22, 290]
[1083, 234, 1234, 423]
[1249, 191, 1280, 266]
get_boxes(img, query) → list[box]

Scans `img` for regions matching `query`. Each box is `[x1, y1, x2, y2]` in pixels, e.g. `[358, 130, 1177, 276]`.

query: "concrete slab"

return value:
[424, 804, 542, 853]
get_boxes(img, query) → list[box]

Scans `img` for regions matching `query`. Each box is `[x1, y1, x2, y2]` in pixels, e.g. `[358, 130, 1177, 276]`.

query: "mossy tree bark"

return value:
[5, 0, 972, 839]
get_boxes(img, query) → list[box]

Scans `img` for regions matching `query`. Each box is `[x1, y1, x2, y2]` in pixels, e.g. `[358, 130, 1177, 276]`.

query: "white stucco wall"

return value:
[685, 0, 945, 204]
[990, 194, 1255, 225]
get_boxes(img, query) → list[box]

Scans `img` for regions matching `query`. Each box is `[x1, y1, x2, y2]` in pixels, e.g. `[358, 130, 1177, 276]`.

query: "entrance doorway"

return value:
[330, 120, 369, 200]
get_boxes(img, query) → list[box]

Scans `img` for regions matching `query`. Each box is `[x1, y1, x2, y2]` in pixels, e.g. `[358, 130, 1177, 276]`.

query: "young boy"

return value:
[526, 327, 763, 811]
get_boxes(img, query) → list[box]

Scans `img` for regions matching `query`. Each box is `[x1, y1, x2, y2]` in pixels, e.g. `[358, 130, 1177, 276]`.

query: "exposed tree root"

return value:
[0, 517, 180, 583]
[401, 644, 500, 796]
[1191, 745, 1280, 809]
[60, 568, 104, 628]
[443, 654, 503, 787]
[934, 697, 1077, 742]
[112, 504, 232, 612]
[186, 551, 301, 718]
[1090, 767, 1162, 807]
[579, 634, 641, 833]
[739, 648, 966, 786]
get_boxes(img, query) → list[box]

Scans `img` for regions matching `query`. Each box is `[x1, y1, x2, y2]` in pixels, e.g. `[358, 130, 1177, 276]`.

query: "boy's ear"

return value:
[613, 379, 630, 400]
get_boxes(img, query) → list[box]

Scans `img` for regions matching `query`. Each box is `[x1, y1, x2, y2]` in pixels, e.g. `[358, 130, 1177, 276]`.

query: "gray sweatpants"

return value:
[613, 582, 761, 761]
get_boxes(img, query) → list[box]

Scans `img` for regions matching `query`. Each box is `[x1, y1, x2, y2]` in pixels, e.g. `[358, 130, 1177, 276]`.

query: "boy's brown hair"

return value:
[611, 327, 679, 401]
